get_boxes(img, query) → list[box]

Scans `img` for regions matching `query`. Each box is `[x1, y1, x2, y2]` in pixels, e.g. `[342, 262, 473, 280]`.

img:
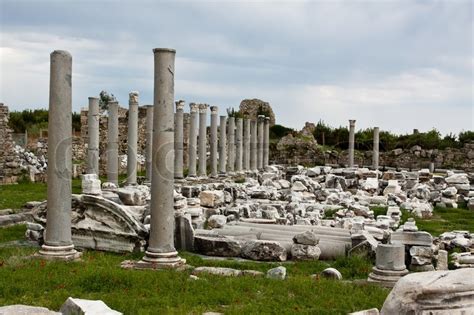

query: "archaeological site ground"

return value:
[1, 2, 473, 315]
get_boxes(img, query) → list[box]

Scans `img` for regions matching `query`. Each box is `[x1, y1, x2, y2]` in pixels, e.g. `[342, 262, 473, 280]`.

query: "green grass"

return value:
[0, 225, 389, 314]
[402, 206, 474, 236]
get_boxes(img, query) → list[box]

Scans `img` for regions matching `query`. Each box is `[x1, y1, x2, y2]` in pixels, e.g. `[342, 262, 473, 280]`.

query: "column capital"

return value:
[258, 115, 265, 122]
[210, 105, 218, 113]
[190, 102, 199, 112]
[175, 100, 185, 111]
[374, 126, 380, 131]
[264, 117, 270, 122]
[198, 103, 209, 113]
[108, 101, 119, 107]
[129, 91, 139, 105]
[349, 119, 356, 126]
[88, 96, 99, 101]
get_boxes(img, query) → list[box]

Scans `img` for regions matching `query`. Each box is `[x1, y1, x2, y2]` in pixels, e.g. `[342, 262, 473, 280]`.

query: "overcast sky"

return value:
[0, 0, 472, 135]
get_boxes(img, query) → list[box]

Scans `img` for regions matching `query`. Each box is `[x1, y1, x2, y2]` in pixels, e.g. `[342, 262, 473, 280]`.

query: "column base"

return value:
[367, 266, 409, 288]
[36, 244, 82, 261]
[218, 173, 227, 178]
[121, 250, 186, 270]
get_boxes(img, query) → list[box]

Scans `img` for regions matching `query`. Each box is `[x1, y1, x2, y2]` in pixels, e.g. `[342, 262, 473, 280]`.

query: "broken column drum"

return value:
[243, 118, 250, 171]
[86, 96, 99, 175]
[250, 119, 258, 171]
[187, 103, 199, 177]
[174, 100, 185, 179]
[209, 106, 219, 178]
[145, 105, 154, 181]
[106, 100, 119, 185]
[373, 127, 379, 171]
[126, 92, 139, 185]
[348, 119, 356, 168]
[263, 116, 270, 167]
[38, 50, 80, 260]
[219, 115, 227, 175]
[198, 103, 208, 177]
[368, 243, 408, 287]
[227, 116, 235, 173]
[235, 118, 243, 172]
[136, 48, 184, 268]
[257, 115, 265, 170]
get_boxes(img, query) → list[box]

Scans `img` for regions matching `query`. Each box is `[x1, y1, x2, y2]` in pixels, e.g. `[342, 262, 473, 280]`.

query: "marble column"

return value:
[373, 127, 380, 171]
[243, 119, 251, 171]
[145, 105, 154, 182]
[174, 100, 185, 179]
[86, 97, 99, 175]
[250, 119, 258, 171]
[38, 50, 80, 260]
[235, 118, 243, 173]
[126, 92, 139, 186]
[227, 116, 235, 173]
[133, 48, 184, 269]
[210, 106, 219, 178]
[198, 104, 208, 177]
[107, 100, 119, 185]
[263, 117, 270, 168]
[348, 119, 356, 168]
[219, 115, 227, 175]
[187, 103, 199, 178]
[257, 115, 265, 170]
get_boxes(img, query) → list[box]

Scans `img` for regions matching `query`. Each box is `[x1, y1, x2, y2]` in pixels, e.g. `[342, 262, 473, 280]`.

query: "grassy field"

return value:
[0, 225, 388, 314]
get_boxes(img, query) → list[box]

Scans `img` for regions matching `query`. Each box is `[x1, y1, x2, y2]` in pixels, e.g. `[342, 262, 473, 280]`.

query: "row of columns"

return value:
[174, 105, 271, 179]
[347, 119, 380, 170]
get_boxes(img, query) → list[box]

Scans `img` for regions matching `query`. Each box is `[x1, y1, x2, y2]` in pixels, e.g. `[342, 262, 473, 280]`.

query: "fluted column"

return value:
[235, 118, 243, 172]
[145, 105, 154, 182]
[210, 106, 219, 178]
[263, 117, 270, 168]
[348, 119, 356, 168]
[257, 115, 264, 170]
[243, 118, 251, 171]
[373, 127, 379, 171]
[126, 92, 139, 185]
[188, 103, 199, 178]
[86, 97, 99, 175]
[250, 119, 258, 171]
[227, 116, 235, 173]
[174, 100, 185, 179]
[107, 100, 119, 185]
[219, 115, 227, 175]
[133, 48, 184, 269]
[198, 103, 208, 177]
[38, 50, 80, 260]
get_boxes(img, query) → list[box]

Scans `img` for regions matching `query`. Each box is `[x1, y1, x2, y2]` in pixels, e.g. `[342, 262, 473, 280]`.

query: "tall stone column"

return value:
[126, 92, 139, 186]
[132, 48, 184, 269]
[86, 97, 99, 175]
[235, 118, 243, 173]
[38, 50, 80, 260]
[174, 100, 185, 179]
[348, 119, 356, 168]
[243, 119, 250, 171]
[263, 117, 270, 168]
[373, 127, 380, 171]
[227, 116, 235, 173]
[250, 119, 258, 171]
[198, 104, 208, 177]
[219, 115, 227, 175]
[107, 100, 119, 185]
[210, 106, 219, 178]
[145, 105, 154, 182]
[257, 115, 265, 170]
[187, 103, 199, 178]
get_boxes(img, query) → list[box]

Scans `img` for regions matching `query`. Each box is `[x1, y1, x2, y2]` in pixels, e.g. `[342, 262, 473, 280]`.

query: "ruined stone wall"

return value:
[271, 136, 474, 171]
[0, 104, 23, 184]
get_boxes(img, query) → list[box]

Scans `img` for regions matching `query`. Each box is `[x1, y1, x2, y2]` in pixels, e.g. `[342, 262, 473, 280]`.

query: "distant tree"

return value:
[459, 130, 474, 144]
[226, 107, 245, 118]
[270, 124, 293, 139]
[99, 90, 116, 111]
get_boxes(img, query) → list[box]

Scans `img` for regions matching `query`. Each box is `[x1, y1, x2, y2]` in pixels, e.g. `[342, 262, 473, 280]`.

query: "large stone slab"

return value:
[389, 230, 432, 246]
[0, 305, 60, 314]
[381, 269, 474, 315]
[60, 297, 122, 315]
[241, 240, 287, 261]
[194, 235, 242, 257]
